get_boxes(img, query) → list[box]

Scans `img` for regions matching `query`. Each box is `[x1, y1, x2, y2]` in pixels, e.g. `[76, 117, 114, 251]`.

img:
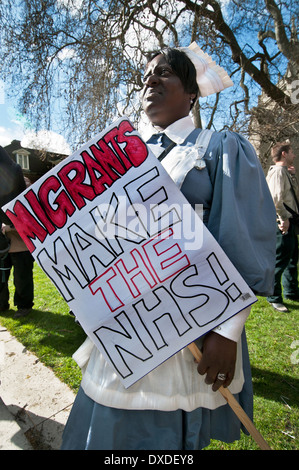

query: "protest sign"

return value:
[3, 117, 256, 387]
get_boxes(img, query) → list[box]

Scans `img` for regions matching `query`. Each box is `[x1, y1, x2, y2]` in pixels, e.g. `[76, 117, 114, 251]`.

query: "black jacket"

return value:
[0, 146, 26, 224]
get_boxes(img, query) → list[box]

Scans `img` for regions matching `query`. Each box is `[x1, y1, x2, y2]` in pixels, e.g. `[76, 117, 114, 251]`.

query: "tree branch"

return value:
[185, 0, 292, 109]
[264, 0, 299, 65]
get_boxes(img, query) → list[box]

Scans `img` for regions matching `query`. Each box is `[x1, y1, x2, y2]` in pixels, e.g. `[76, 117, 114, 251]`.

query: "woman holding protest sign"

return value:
[61, 43, 276, 450]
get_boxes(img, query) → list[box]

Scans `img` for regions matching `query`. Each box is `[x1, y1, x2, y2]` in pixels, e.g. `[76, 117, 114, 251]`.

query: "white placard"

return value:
[3, 117, 256, 387]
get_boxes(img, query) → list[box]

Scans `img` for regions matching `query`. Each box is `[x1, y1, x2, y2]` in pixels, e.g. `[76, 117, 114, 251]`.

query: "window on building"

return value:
[16, 152, 30, 170]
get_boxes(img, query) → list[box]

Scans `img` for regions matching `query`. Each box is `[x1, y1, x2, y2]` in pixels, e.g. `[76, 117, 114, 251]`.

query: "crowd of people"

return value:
[0, 42, 298, 451]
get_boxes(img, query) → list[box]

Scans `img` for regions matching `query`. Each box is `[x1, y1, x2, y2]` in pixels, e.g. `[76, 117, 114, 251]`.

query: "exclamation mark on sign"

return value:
[207, 252, 229, 285]
[207, 252, 249, 302]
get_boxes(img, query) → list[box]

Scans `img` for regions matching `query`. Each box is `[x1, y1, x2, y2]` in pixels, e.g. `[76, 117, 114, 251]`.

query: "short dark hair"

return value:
[145, 48, 199, 108]
[271, 141, 291, 162]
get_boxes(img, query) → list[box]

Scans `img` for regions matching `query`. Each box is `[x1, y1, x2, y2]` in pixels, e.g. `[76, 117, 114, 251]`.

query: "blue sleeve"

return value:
[205, 131, 276, 296]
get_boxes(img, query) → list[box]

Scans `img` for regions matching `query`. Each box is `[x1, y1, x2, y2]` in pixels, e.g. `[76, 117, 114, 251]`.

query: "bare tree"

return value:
[0, 0, 297, 150]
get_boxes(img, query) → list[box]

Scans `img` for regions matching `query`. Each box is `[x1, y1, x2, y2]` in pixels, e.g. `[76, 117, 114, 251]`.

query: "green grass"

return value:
[206, 295, 298, 450]
[0, 264, 298, 450]
[0, 264, 86, 391]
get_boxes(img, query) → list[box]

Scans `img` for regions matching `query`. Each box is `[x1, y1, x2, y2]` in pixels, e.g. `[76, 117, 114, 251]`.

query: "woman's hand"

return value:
[196, 331, 237, 391]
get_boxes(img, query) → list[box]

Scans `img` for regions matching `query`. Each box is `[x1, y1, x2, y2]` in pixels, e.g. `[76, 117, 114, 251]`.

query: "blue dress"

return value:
[61, 126, 276, 450]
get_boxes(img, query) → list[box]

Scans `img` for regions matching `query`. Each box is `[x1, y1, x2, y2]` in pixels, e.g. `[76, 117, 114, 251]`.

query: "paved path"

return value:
[0, 326, 75, 450]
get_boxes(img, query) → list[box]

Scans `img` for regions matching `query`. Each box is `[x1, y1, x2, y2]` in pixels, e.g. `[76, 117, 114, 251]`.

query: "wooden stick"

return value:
[187, 342, 272, 450]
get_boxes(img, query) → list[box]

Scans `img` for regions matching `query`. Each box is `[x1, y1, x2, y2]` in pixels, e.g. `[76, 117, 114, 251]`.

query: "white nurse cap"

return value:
[179, 41, 233, 97]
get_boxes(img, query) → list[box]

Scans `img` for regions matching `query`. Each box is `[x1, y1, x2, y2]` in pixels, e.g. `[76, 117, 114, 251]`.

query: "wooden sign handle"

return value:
[187, 342, 272, 450]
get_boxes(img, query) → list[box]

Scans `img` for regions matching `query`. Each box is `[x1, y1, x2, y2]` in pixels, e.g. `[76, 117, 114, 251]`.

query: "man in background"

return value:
[266, 142, 299, 312]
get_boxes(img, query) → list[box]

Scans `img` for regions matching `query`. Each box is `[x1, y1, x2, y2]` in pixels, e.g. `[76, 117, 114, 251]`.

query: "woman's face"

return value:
[141, 54, 196, 129]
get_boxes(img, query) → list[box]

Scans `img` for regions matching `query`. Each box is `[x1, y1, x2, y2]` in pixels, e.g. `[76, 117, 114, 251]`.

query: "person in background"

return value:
[0, 147, 34, 317]
[61, 43, 276, 450]
[266, 142, 299, 312]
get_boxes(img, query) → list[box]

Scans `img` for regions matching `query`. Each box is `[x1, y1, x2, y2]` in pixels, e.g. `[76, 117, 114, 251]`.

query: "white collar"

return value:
[145, 115, 196, 145]
[164, 116, 196, 144]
